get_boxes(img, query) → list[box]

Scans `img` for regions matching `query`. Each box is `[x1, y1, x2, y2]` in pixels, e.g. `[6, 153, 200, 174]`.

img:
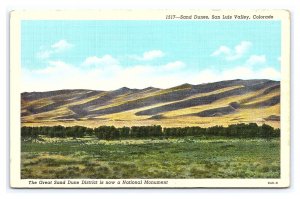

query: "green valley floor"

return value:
[21, 136, 280, 179]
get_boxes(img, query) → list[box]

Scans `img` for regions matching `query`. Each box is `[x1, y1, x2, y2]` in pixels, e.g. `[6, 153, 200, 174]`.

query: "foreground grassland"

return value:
[21, 136, 280, 179]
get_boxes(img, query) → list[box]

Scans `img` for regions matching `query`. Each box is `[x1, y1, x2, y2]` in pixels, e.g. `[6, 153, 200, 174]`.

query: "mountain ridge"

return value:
[21, 78, 278, 94]
[21, 79, 280, 128]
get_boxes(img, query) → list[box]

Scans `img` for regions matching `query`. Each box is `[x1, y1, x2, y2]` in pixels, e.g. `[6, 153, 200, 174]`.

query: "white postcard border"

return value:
[10, 9, 290, 188]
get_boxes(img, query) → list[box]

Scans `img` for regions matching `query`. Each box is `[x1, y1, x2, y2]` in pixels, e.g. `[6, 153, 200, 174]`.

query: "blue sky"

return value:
[21, 20, 281, 91]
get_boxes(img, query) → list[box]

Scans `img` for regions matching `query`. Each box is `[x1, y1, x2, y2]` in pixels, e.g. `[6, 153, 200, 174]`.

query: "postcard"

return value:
[10, 10, 290, 188]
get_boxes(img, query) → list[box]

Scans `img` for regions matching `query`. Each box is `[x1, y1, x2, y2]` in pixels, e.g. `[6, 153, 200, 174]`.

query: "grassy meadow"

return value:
[21, 136, 280, 179]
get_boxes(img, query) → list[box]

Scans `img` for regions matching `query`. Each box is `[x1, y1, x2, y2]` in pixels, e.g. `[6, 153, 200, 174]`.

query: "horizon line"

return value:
[21, 78, 280, 93]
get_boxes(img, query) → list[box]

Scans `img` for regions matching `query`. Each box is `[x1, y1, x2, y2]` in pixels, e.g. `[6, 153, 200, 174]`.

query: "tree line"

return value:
[21, 125, 93, 140]
[21, 123, 280, 140]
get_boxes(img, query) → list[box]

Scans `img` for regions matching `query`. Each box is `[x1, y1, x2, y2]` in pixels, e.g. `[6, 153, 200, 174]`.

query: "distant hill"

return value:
[21, 79, 280, 128]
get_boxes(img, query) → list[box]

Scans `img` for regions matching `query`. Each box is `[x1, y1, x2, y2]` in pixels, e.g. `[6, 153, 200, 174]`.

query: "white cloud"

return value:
[36, 39, 73, 59]
[22, 62, 280, 92]
[22, 57, 187, 92]
[161, 61, 186, 71]
[143, 50, 165, 60]
[245, 55, 266, 66]
[51, 40, 73, 51]
[131, 50, 165, 61]
[211, 46, 231, 57]
[82, 55, 119, 67]
[36, 50, 52, 59]
[258, 67, 281, 80]
[234, 41, 252, 59]
[22, 61, 81, 91]
[122, 65, 154, 75]
[190, 54, 279, 84]
[34, 61, 74, 75]
[189, 66, 280, 85]
[211, 41, 252, 61]
[23, 51, 280, 92]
